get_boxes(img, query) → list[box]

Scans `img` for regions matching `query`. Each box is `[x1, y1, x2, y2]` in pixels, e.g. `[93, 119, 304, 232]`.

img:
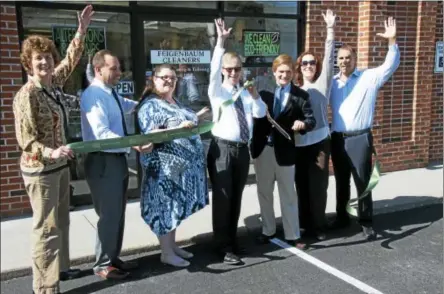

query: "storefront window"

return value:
[224, 1, 299, 15]
[137, 1, 217, 9]
[143, 20, 214, 115]
[37, 1, 129, 6]
[21, 7, 137, 192]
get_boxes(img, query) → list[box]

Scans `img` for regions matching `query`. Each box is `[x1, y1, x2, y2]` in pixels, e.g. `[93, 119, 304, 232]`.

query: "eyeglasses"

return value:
[301, 60, 317, 66]
[155, 75, 177, 82]
[223, 67, 242, 73]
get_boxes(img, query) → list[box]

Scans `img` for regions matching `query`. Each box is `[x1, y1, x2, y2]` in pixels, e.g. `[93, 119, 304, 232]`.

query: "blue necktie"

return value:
[233, 87, 249, 142]
[274, 87, 284, 119]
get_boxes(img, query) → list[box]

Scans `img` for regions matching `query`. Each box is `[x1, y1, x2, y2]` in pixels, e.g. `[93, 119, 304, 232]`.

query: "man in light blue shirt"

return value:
[80, 49, 152, 280]
[329, 17, 401, 240]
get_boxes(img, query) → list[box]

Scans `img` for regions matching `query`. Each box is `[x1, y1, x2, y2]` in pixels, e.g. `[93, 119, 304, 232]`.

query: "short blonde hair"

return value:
[272, 54, 294, 72]
[222, 52, 242, 66]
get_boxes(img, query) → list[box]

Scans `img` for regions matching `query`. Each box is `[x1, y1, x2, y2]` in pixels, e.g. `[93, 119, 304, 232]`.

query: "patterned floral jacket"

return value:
[13, 36, 84, 175]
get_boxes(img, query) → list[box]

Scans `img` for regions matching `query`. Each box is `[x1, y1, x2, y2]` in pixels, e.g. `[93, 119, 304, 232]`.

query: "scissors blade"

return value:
[266, 111, 292, 141]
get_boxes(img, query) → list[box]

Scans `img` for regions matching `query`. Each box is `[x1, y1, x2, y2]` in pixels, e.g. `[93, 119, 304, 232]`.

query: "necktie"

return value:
[111, 89, 128, 136]
[269, 87, 284, 144]
[274, 87, 284, 119]
[232, 86, 249, 142]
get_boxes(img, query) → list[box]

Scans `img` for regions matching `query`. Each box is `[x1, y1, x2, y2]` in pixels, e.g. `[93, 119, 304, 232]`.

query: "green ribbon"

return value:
[67, 121, 214, 153]
[346, 152, 381, 217]
[67, 82, 252, 154]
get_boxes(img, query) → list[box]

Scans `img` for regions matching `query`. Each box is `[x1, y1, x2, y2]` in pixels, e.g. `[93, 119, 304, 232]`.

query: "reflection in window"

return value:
[143, 21, 215, 113]
[137, 1, 217, 9]
[225, 1, 298, 15]
[36, 1, 129, 6]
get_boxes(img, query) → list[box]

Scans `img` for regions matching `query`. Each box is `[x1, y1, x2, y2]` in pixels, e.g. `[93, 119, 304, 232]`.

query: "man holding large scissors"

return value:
[250, 54, 316, 249]
[207, 18, 266, 265]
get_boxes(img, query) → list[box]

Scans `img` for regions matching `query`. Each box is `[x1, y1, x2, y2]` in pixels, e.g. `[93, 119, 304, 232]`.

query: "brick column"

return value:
[357, 1, 387, 167]
[411, 2, 437, 166]
[0, 4, 30, 217]
[429, 2, 443, 163]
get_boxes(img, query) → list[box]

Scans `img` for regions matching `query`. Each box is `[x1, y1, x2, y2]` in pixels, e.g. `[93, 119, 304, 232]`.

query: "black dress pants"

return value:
[330, 131, 373, 226]
[207, 137, 250, 253]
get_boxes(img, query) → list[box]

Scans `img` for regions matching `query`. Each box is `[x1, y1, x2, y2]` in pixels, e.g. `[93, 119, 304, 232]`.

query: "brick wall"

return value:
[0, 4, 30, 217]
[305, 1, 442, 172]
[430, 2, 443, 163]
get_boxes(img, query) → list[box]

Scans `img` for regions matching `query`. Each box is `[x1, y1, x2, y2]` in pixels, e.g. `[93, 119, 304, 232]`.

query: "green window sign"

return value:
[244, 31, 280, 57]
[52, 25, 107, 57]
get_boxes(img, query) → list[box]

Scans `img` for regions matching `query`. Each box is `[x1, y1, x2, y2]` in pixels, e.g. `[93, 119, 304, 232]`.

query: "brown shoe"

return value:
[94, 266, 129, 280]
[286, 239, 308, 250]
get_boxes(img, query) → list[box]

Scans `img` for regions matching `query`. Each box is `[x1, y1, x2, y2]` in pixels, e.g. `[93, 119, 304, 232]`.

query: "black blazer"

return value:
[250, 83, 316, 166]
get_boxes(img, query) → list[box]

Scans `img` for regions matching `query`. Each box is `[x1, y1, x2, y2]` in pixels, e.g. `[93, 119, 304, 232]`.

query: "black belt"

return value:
[90, 151, 126, 156]
[214, 137, 248, 148]
[333, 128, 371, 138]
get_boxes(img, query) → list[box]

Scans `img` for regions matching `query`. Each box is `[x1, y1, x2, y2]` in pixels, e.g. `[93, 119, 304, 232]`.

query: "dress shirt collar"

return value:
[91, 78, 114, 95]
[222, 82, 241, 93]
[333, 68, 361, 80]
[275, 82, 291, 96]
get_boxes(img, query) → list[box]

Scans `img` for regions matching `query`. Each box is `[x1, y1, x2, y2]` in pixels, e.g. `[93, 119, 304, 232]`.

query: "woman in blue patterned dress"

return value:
[137, 64, 209, 267]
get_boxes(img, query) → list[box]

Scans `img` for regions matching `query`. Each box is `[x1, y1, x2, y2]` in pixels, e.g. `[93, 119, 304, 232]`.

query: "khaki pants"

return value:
[22, 167, 71, 294]
[253, 146, 301, 240]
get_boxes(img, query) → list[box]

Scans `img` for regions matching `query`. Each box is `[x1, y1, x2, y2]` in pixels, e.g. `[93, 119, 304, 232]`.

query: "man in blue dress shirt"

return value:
[329, 17, 401, 240]
[80, 49, 152, 280]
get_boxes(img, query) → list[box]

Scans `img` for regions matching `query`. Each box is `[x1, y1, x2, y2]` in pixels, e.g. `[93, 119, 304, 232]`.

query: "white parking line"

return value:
[271, 238, 384, 294]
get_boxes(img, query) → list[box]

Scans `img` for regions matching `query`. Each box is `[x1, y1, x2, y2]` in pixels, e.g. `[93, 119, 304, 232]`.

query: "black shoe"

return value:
[59, 268, 81, 281]
[362, 226, 377, 241]
[113, 258, 139, 271]
[223, 252, 243, 265]
[314, 231, 327, 241]
[256, 233, 276, 244]
[329, 217, 351, 230]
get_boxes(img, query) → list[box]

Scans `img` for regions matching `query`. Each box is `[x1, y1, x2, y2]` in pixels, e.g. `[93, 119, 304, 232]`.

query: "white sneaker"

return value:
[160, 254, 190, 267]
[173, 247, 194, 259]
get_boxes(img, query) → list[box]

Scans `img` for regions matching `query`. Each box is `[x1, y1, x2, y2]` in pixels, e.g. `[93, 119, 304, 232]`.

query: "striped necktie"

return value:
[232, 86, 249, 142]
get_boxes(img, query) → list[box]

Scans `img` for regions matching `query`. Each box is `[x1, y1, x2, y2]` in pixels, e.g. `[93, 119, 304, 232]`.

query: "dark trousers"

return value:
[207, 137, 250, 253]
[331, 131, 373, 226]
[295, 138, 330, 232]
[84, 152, 129, 271]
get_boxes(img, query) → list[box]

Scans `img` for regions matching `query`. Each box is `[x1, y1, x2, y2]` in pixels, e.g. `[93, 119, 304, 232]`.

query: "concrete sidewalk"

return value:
[1, 164, 442, 279]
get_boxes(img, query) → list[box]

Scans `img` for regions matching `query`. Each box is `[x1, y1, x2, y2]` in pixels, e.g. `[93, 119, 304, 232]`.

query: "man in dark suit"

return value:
[250, 54, 316, 249]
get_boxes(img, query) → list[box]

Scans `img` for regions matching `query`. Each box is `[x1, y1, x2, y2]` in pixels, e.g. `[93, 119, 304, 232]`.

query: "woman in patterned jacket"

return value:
[12, 5, 94, 294]
[136, 64, 209, 268]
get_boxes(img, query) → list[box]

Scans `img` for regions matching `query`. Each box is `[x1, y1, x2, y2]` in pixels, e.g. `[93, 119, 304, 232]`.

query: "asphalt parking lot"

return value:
[1, 204, 442, 294]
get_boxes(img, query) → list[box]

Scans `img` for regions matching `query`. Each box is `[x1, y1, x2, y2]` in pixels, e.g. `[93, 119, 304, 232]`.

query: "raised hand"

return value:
[214, 18, 232, 41]
[77, 5, 95, 34]
[377, 17, 397, 40]
[322, 9, 336, 28]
